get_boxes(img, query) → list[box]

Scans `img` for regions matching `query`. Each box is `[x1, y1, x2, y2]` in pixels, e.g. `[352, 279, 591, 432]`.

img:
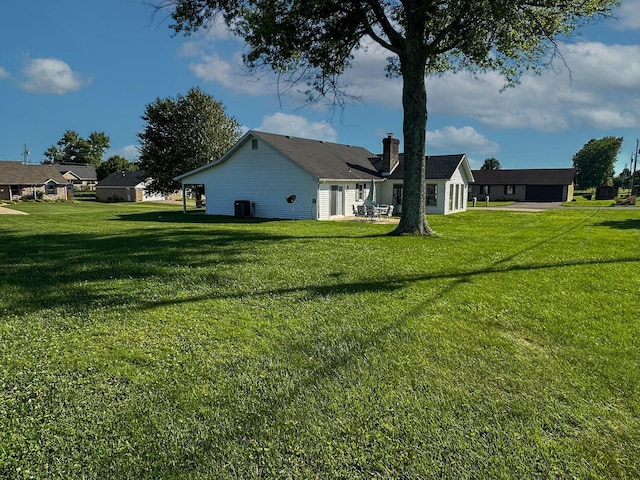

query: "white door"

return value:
[330, 185, 344, 216]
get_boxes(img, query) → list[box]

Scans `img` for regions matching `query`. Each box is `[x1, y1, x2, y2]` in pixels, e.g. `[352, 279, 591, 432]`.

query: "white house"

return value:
[175, 131, 474, 220]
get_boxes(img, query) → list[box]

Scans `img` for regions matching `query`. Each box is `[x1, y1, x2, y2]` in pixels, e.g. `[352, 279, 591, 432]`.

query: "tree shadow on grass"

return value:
[3, 209, 639, 476]
[139, 250, 639, 477]
[0, 226, 300, 317]
[113, 209, 396, 238]
[138, 255, 638, 312]
[594, 218, 640, 230]
[113, 210, 283, 224]
[3, 209, 637, 319]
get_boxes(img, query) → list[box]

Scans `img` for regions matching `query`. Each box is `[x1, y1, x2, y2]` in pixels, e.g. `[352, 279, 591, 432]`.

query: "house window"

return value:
[505, 185, 515, 195]
[251, 139, 258, 150]
[355, 183, 365, 201]
[392, 184, 403, 205]
[459, 184, 465, 209]
[454, 184, 460, 210]
[481, 185, 489, 195]
[449, 185, 454, 211]
[426, 184, 437, 206]
[45, 182, 56, 195]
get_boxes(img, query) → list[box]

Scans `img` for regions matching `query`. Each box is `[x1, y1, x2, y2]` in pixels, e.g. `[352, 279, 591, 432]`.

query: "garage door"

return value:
[525, 185, 564, 202]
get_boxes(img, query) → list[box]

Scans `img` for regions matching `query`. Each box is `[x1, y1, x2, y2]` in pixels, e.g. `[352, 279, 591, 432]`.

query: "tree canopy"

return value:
[573, 136, 623, 189]
[480, 158, 501, 171]
[137, 87, 242, 195]
[43, 130, 110, 166]
[158, 0, 618, 234]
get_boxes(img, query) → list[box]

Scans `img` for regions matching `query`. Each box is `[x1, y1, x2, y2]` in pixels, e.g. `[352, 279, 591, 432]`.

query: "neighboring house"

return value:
[0, 161, 69, 201]
[175, 131, 474, 220]
[56, 164, 98, 191]
[95, 170, 166, 202]
[469, 168, 576, 202]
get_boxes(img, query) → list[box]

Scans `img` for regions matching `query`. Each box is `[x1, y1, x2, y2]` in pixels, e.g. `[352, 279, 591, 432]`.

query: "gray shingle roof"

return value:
[251, 131, 380, 180]
[56, 164, 97, 181]
[97, 170, 147, 187]
[0, 161, 68, 185]
[471, 168, 576, 185]
[176, 131, 471, 183]
[386, 154, 467, 180]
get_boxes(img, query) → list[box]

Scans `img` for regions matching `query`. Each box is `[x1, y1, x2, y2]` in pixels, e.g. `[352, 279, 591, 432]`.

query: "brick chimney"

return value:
[381, 133, 400, 176]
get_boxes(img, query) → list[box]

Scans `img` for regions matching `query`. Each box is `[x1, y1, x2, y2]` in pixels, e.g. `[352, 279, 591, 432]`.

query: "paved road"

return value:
[471, 202, 563, 212]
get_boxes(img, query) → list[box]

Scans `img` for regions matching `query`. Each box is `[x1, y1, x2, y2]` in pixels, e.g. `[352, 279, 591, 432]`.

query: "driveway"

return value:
[0, 206, 28, 215]
[472, 202, 563, 212]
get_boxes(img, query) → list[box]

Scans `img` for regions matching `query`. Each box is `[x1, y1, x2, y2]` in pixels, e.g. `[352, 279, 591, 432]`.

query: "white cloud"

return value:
[106, 145, 140, 162]
[19, 58, 88, 95]
[562, 42, 640, 91]
[344, 40, 402, 107]
[427, 126, 500, 155]
[333, 37, 640, 131]
[423, 41, 639, 131]
[188, 51, 274, 96]
[255, 112, 338, 142]
[569, 108, 637, 129]
[179, 41, 204, 58]
[0, 67, 9, 79]
[614, 0, 640, 30]
[200, 15, 236, 41]
[182, 29, 638, 133]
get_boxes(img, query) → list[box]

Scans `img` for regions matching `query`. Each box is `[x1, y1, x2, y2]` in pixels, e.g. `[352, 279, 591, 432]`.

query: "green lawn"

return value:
[1, 202, 638, 479]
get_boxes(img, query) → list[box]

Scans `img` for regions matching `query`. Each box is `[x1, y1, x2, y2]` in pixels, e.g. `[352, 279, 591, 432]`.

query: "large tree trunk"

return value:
[391, 50, 435, 236]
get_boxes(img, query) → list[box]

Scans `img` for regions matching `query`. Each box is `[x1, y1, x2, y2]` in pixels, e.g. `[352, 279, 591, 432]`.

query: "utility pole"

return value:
[22, 144, 30, 165]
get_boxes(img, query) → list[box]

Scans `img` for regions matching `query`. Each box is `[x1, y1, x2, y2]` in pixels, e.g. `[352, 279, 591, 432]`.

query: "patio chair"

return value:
[386, 205, 394, 217]
[357, 204, 366, 220]
[365, 204, 376, 220]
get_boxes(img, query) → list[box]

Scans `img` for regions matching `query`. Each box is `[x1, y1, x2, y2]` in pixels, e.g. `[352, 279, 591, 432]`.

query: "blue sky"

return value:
[1, 0, 639, 172]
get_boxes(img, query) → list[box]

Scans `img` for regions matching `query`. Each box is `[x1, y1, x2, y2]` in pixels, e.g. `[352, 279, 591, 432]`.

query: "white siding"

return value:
[425, 180, 448, 215]
[141, 181, 166, 202]
[442, 163, 472, 214]
[318, 181, 376, 219]
[377, 181, 394, 206]
[181, 139, 319, 219]
[317, 182, 346, 220]
[317, 184, 331, 219]
[388, 161, 472, 215]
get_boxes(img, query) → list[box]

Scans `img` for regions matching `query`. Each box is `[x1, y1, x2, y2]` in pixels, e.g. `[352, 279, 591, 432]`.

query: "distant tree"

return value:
[480, 158, 501, 171]
[612, 166, 630, 189]
[42, 146, 64, 165]
[137, 87, 242, 195]
[86, 132, 111, 166]
[157, 0, 618, 235]
[573, 137, 623, 189]
[96, 155, 137, 181]
[43, 130, 110, 166]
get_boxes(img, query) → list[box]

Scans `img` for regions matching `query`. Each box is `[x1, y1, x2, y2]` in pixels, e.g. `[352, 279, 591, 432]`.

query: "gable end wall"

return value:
[182, 139, 319, 219]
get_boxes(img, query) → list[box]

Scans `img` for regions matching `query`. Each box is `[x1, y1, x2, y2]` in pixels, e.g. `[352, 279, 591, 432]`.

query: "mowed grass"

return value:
[1, 202, 638, 479]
